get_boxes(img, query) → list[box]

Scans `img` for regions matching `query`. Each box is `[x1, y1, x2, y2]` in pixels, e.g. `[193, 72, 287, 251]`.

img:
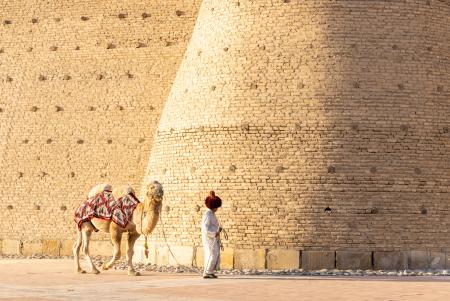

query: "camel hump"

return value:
[112, 185, 135, 199]
[87, 183, 112, 198]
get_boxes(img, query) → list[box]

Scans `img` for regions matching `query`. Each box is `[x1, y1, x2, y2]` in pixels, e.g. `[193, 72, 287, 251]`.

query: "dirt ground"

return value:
[0, 259, 449, 301]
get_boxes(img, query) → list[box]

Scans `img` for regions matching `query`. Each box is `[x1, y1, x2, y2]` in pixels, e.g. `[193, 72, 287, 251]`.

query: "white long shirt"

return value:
[201, 209, 220, 243]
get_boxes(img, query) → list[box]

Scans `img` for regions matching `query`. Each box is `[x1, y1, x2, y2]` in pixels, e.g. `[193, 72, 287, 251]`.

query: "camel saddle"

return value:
[74, 190, 140, 230]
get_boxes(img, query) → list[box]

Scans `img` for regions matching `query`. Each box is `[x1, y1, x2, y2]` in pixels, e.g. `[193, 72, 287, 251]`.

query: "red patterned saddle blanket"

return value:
[74, 190, 140, 230]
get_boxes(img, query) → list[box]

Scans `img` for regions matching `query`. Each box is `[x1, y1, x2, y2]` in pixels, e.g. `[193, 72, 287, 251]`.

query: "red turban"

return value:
[205, 191, 222, 209]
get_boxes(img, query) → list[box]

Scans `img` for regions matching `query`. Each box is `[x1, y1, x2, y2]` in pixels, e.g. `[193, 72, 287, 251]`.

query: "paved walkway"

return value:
[0, 259, 449, 300]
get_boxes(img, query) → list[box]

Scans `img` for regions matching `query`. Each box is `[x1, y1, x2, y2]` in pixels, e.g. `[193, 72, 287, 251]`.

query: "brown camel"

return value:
[73, 181, 163, 276]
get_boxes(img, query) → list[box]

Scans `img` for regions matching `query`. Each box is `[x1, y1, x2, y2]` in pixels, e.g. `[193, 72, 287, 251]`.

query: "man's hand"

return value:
[215, 232, 220, 238]
[219, 227, 223, 232]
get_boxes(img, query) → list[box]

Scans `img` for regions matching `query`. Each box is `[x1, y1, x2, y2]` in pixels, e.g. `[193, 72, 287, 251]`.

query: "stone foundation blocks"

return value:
[336, 251, 372, 270]
[196, 247, 234, 269]
[302, 251, 335, 270]
[266, 249, 300, 270]
[374, 251, 408, 270]
[168, 246, 194, 266]
[22, 241, 43, 256]
[1, 240, 21, 254]
[234, 249, 266, 269]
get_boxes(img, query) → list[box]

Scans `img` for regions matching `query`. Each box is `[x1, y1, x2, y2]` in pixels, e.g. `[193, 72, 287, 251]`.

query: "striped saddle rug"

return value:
[74, 190, 140, 230]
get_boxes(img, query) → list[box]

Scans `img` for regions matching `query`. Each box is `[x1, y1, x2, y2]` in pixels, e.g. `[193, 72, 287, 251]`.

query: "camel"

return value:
[73, 181, 163, 276]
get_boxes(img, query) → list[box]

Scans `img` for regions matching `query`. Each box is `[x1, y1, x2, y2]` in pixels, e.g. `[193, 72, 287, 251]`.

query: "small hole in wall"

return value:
[88, 106, 95, 111]
[223, 47, 229, 52]
[118, 13, 127, 19]
[7, 205, 13, 210]
[437, 85, 444, 93]
[50, 46, 58, 51]
[229, 164, 237, 172]
[107, 139, 112, 144]
[27, 47, 33, 52]
[81, 16, 89, 21]
[0, 108, 3, 113]
[31, 18, 38, 24]
[210, 85, 216, 91]
[63, 75, 71, 80]
[241, 123, 250, 131]
[60, 205, 67, 211]
[46, 138, 52, 144]
[327, 166, 336, 173]
[96, 74, 104, 80]
[165, 205, 170, 212]
[283, 0, 291, 3]
[55, 106, 63, 112]
[126, 71, 133, 79]
[420, 206, 427, 215]
[54, 18, 61, 22]
[38, 75, 47, 81]
[77, 139, 84, 144]
[6, 76, 13, 82]
[75, 46, 80, 50]
[31, 106, 38, 112]
[34, 204, 40, 210]
[149, 105, 155, 111]
[69, 172, 75, 178]
[353, 81, 360, 89]
[23, 139, 29, 144]
[18, 172, 23, 178]
[139, 138, 145, 143]
[250, 83, 258, 89]
[106, 43, 116, 49]
[175, 10, 185, 16]
[3, 20, 12, 25]
[136, 42, 147, 48]
[324, 207, 332, 214]
[194, 204, 201, 212]
[142, 13, 150, 19]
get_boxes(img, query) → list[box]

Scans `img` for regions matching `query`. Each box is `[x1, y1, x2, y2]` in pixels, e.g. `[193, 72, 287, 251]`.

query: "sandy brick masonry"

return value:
[140, 0, 450, 269]
[0, 0, 200, 244]
[2, 0, 450, 270]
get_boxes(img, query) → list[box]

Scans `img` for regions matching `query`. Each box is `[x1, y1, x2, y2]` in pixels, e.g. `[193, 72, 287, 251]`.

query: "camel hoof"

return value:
[77, 269, 87, 274]
[128, 270, 140, 276]
[102, 263, 109, 270]
[91, 269, 100, 275]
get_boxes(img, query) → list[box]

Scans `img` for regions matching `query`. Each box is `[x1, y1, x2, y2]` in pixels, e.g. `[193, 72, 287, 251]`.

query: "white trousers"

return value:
[203, 238, 220, 275]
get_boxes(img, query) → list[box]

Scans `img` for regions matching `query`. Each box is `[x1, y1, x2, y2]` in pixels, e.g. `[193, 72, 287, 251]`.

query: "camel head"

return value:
[144, 180, 164, 205]
[87, 183, 112, 198]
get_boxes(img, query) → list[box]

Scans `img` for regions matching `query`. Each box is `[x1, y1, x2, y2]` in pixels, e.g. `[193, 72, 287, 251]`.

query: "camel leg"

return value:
[73, 229, 85, 274]
[102, 230, 122, 270]
[81, 228, 100, 274]
[127, 231, 141, 276]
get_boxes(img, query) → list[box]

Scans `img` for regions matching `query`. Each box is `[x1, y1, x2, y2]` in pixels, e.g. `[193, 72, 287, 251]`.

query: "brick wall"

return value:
[0, 0, 200, 242]
[144, 0, 450, 252]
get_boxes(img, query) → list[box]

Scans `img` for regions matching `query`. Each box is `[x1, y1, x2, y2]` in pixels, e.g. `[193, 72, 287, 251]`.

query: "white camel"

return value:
[73, 181, 163, 275]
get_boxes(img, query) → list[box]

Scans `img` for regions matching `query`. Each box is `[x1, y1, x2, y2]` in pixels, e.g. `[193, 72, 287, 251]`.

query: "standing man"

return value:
[202, 190, 222, 279]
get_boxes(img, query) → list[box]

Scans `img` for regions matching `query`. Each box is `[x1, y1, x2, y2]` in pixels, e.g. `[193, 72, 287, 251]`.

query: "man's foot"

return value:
[203, 274, 218, 279]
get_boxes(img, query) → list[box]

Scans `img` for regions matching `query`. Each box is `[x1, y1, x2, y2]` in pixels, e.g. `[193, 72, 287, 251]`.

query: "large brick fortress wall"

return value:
[139, 0, 450, 270]
[1, 0, 450, 270]
[0, 0, 200, 251]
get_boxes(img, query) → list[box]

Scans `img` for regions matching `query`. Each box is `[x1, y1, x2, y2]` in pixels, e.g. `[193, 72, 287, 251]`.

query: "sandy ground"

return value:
[0, 259, 449, 301]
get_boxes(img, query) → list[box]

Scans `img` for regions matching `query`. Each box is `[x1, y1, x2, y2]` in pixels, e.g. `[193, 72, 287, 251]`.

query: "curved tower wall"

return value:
[0, 0, 200, 253]
[141, 0, 450, 268]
